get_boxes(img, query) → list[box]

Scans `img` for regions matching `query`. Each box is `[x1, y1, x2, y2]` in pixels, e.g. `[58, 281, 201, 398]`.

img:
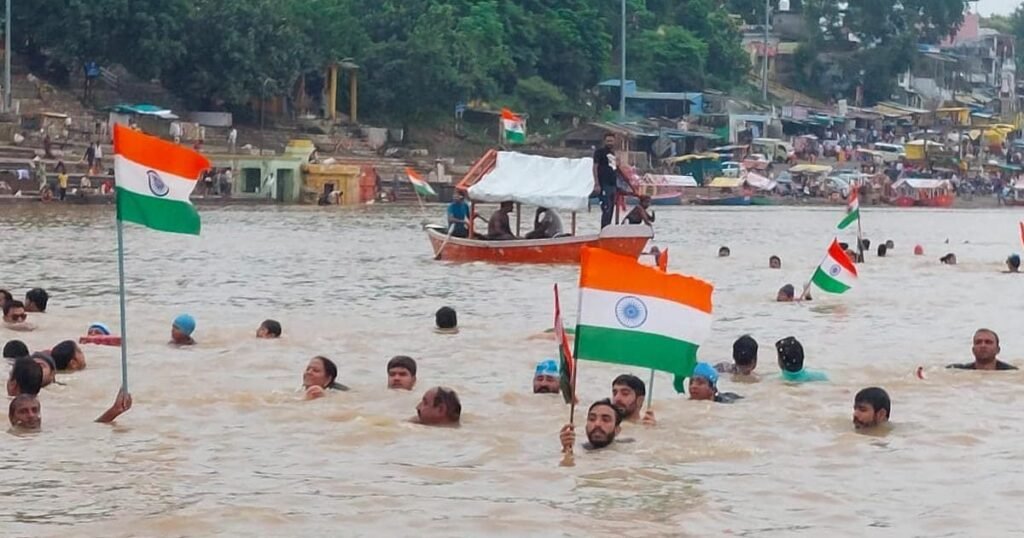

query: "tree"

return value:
[630, 26, 708, 92]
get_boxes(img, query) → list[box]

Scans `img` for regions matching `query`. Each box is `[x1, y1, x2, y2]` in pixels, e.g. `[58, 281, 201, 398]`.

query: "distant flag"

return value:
[573, 247, 713, 394]
[405, 167, 437, 197]
[501, 108, 526, 144]
[553, 284, 576, 404]
[810, 238, 858, 294]
[837, 188, 860, 230]
[113, 124, 209, 235]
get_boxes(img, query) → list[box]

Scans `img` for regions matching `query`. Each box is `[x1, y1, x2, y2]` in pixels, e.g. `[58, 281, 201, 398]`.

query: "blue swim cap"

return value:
[88, 322, 111, 335]
[691, 362, 719, 387]
[173, 314, 196, 336]
[535, 359, 559, 377]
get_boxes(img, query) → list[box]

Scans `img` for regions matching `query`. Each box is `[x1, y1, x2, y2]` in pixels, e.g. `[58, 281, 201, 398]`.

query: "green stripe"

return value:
[574, 325, 699, 377]
[116, 187, 201, 235]
[837, 208, 859, 230]
[413, 183, 437, 197]
[505, 130, 526, 144]
[811, 266, 851, 293]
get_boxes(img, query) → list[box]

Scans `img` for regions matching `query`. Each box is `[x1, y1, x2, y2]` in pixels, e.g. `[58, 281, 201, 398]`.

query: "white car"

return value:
[721, 161, 741, 177]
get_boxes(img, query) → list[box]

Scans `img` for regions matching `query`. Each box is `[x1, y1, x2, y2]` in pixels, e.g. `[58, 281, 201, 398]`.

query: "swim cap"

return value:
[691, 362, 718, 387]
[914, 245, 924, 255]
[173, 314, 196, 336]
[776, 336, 804, 373]
[733, 335, 758, 364]
[535, 359, 559, 377]
[1008, 254, 1021, 267]
[88, 322, 111, 335]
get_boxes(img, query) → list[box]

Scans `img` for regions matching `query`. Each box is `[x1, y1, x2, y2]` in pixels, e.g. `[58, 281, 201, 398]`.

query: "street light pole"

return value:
[4, 0, 11, 112]
[259, 77, 273, 156]
[619, 0, 626, 120]
[762, 0, 770, 102]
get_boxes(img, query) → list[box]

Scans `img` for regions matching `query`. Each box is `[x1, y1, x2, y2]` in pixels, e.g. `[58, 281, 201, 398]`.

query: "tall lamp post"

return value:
[4, 0, 11, 112]
[259, 77, 274, 156]
[762, 0, 790, 102]
[619, 0, 626, 120]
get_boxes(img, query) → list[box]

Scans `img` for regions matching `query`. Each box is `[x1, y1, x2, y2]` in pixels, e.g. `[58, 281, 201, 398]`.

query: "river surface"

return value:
[1, 203, 1023, 537]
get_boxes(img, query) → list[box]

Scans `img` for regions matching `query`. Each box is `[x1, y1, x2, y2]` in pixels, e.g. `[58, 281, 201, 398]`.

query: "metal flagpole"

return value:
[646, 369, 655, 410]
[855, 210, 865, 264]
[115, 216, 129, 392]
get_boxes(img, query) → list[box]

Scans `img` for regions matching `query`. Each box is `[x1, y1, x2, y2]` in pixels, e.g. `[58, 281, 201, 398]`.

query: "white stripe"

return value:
[577, 288, 712, 344]
[115, 156, 198, 203]
[819, 255, 856, 287]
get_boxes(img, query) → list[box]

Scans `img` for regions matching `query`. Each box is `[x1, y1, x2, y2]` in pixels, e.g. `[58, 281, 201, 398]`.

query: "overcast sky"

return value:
[977, 0, 1021, 16]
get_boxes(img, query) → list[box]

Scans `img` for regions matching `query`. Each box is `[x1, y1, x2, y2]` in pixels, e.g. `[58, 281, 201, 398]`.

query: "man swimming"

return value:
[947, 329, 1017, 370]
[387, 355, 417, 390]
[24, 288, 49, 313]
[415, 386, 461, 426]
[532, 359, 560, 394]
[1006, 254, 1021, 273]
[257, 319, 282, 338]
[769, 255, 781, 269]
[624, 195, 655, 225]
[30, 352, 56, 387]
[559, 398, 623, 451]
[50, 340, 86, 371]
[435, 306, 458, 334]
[714, 335, 758, 375]
[853, 387, 890, 430]
[688, 363, 743, 403]
[86, 322, 112, 336]
[718, 246, 731, 257]
[3, 300, 32, 330]
[6, 357, 42, 396]
[9, 389, 133, 432]
[777, 336, 829, 383]
[171, 314, 197, 346]
[611, 374, 655, 425]
[3, 340, 28, 360]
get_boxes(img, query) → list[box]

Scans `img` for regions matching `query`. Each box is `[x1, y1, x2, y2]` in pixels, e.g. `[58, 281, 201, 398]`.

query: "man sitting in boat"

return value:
[486, 201, 517, 240]
[447, 190, 471, 238]
[525, 207, 563, 239]
[624, 195, 655, 225]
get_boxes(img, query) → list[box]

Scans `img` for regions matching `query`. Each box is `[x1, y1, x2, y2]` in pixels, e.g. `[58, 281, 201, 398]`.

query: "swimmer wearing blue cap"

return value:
[533, 359, 560, 394]
[87, 322, 111, 336]
[688, 362, 743, 403]
[1006, 254, 1021, 273]
[171, 314, 196, 346]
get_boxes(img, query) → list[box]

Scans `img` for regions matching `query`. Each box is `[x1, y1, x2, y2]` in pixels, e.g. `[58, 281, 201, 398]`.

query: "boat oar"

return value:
[434, 224, 455, 260]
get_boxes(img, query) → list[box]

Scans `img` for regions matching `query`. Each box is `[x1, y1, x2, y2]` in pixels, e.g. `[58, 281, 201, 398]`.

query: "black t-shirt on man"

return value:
[593, 147, 618, 187]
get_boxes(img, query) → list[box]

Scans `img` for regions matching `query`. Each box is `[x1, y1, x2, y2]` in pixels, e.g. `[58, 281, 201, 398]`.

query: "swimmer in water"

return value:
[434, 306, 458, 334]
[1006, 254, 1021, 273]
[415, 386, 461, 426]
[877, 244, 887, 257]
[2, 300, 33, 331]
[6, 357, 42, 396]
[29, 352, 56, 387]
[387, 355, 417, 390]
[769, 255, 781, 269]
[718, 246, 731, 257]
[532, 359, 560, 394]
[50, 341, 86, 371]
[3, 339, 28, 360]
[885, 239, 895, 250]
[171, 314, 197, 346]
[86, 322, 111, 336]
[9, 388, 133, 432]
[939, 253, 957, 265]
[24, 288, 48, 313]
[611, 374, 655, 425]
[853, 387, 890, 431]
[302, 355, 349, 399]
[257, 319, 282, 338]
[946, 328, 1017, 370]
[559, 398, 623, 451]
[688, 362, 743, 403]
[776, 336, 829, 383]
[777, 284, 796, 302]
[914, 245, 924, 255]
[714, 335, 758, 375]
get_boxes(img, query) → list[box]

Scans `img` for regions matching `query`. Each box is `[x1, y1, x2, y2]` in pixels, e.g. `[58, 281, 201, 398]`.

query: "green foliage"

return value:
[630, 27, 708, 91]
[514, 76, 568, 120]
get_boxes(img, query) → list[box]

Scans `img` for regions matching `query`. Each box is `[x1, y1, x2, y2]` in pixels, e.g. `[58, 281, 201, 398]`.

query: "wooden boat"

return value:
[624, 191, 683, 206]
[425, 224, 653, 263]
[691, 195, 752, 206]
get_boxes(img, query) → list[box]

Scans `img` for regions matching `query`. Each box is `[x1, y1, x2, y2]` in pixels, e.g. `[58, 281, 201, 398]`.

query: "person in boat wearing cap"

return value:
[611, 374, 656, 425]
[171, 314, 197, 346]
[533, 359, 561, 394]
[560, 398, 623, 451]
[947, 329, 1017, 371]
[776, 337, 828, 383]
[688, 362, 743, 403]
[853, 387, 891, 431]
[303, 355, 350, 399]
[1006, 254, 1021, 273]
[624, 195, 655, 225]
[50, 340, 86, 371]
[387, 355, 417, 391]
[714, 335, 758, 376]
[8, 388, 133, 432]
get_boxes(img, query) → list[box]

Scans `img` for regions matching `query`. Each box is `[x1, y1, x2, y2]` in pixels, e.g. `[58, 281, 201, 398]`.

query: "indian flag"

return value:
[574, 247, 714, 387]
[113, 124, 209, 235]
[406, 167, 436, 197]
[501, 108, 526, 144]
[837, 189, 860, 230]
[810, 238, 858, 294]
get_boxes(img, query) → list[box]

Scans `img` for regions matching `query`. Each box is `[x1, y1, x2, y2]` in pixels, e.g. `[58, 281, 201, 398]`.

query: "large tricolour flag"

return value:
[810, 238, 858, 294]
[113, 124, 210, 235]
[574, 247, 713, 387]
[406, 167, 437, 197]
[501, 108, 526, 144]
[837, 189, 860, 230]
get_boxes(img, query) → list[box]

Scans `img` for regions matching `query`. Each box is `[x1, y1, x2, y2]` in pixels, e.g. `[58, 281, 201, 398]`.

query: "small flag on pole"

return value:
[113, 124, 210, 235]
[810, 238, 858, 294]
[553, 284, 575, 404]
[501, 108, 526, 144]
[406, 167, 437, 197]
[837, 189, 860, 230]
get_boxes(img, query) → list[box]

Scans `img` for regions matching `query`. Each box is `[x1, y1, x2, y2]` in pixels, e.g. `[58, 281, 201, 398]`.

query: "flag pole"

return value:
[797, 250, 829, 304]
[855, 212, 865, 264]
[115, 215, 129, 393]
[559, 283, 579, 467]
[646, 368, 655, 410]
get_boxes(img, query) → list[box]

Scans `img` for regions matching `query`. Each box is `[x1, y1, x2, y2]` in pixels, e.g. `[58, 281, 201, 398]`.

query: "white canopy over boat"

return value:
[467, 151, 594, 211]
[893, 178, 952, 190]
[643, 173, 698, 187]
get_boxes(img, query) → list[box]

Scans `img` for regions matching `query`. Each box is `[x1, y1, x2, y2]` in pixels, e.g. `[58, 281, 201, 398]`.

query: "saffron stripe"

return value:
[826, 239, 858, 275]
[113, 124, 210, 180]
[579, 247, 714, 313]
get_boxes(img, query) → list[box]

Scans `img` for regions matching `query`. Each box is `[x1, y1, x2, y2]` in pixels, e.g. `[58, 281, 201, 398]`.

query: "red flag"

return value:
[656, 248, 669, 272]
[554, 284, 575, 404]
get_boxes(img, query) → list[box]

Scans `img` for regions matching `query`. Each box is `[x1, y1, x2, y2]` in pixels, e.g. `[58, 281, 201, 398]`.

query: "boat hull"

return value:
[625, 193, 683, 205]
[426, 225, 653, 264]
[692, 195, 752, 206]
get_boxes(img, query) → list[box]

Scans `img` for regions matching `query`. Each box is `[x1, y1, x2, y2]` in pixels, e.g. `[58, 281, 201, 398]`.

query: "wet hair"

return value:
[432, 386, 462, 422]
[588, 398, 624, 426]
[435, 306, 457, 329]
[718, 246, 730, 256]
[778, 284, 795, 299]
[25, 288, 48, 311]
[50, 340, 77, 370]
[877, 244, 887, 257]
[3, 340, 28, 359]
[387, 355, 417, 377]
[612, 374, 646, 397]
[8, 394, 38, 422]
[3, 300, 24, 316]
[855, 387, 891, 417]
[732, 335, 758, 366]
[776, 336, 805, 373]
[939, 253, 955, 264]
[0, 289, 11, 305]
[260, 319, 282, 337]
[1008, 255, 1021, 270]
[975, 328, 1000, 346]
[769, 255, 781, 264]
[861, 239, 871, 250]
[885, 240, 894, 249]
[9, 357, 43, 395]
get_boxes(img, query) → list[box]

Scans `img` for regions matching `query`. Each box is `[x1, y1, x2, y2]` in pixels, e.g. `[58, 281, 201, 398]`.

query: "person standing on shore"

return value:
[56, 162, 68, 201]
[592, 133, 619, 228]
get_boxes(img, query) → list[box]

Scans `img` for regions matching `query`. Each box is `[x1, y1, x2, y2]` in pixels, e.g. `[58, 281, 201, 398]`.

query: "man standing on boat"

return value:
[447, 190, 471, 238]
[593, 133, 619, 228]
